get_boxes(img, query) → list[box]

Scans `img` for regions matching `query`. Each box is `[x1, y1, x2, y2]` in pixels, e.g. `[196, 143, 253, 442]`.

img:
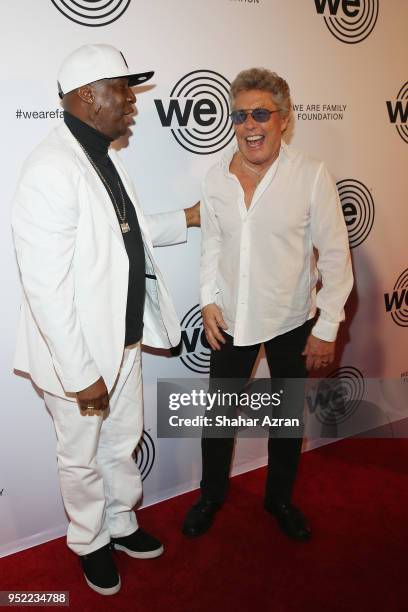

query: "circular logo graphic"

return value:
[386, 82, 408, 144]
[134, 430, 155, 481]
[312, 366, 365, 426]
[385, 268, 408, 327]
[51, 0, 131, 27]
[337, 179, 375, 248]
[180, 304, 211, 373]
[317, 0, 379, 44]
[155, 70, 234, 155]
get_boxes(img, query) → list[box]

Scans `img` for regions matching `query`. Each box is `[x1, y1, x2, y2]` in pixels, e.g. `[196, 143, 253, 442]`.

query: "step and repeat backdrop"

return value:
[0, 0, 406, 557]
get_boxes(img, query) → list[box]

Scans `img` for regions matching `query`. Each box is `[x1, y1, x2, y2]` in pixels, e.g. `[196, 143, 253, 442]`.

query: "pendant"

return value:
[120, 222, 130, 233]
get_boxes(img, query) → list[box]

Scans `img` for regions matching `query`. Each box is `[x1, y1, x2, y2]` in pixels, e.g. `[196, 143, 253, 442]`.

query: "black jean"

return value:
[200, 319, 313, 505]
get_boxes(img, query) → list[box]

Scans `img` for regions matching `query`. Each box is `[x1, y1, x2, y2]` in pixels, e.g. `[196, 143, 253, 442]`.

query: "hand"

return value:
[184, 201, 200, 227]
[202, 303, 227, 350]
[302, 334, 335, 371]
[76, 376, 109, 413]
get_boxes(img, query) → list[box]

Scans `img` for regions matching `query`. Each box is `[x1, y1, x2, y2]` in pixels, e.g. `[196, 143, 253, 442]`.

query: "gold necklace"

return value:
[76, 139, 131, 233]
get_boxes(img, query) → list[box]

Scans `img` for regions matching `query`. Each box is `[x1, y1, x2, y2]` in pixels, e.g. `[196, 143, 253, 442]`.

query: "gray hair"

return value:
[230, 68, 291, 117]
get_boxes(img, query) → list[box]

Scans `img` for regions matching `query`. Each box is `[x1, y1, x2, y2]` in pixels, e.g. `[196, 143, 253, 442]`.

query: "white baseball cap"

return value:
[57, 43, 154, 97]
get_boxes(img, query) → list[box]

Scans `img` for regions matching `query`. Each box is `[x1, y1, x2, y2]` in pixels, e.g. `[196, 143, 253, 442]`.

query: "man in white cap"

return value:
[12, 44, 199, 595]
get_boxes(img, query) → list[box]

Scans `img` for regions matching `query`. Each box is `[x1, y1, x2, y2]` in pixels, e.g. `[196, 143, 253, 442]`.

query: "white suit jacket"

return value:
[12, 123, 186, 400]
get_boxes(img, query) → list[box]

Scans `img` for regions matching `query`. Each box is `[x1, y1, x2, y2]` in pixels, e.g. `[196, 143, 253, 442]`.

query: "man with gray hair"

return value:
[182, 68, 353, 540]
[12, 44, 199, 595]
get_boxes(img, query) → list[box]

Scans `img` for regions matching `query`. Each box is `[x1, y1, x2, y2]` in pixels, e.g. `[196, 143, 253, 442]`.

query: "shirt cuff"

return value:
[200, 287, 216, 309]
[311, 318, 339, 342]
[167, 210, 187, 245]
[178, 210, 188, 243]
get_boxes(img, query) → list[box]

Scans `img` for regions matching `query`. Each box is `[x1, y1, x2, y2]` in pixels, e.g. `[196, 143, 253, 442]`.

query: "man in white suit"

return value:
[12, 44, 199, 596]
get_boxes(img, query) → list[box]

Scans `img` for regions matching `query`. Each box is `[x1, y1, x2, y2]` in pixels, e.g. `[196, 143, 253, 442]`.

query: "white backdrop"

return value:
[1, 0, 407, 557]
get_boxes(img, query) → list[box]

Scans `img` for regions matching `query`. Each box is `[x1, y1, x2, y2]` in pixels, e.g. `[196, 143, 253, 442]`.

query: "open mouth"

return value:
[245, 135, 264, 149]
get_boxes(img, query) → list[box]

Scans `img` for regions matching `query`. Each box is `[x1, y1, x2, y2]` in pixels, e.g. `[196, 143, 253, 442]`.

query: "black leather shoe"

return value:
[80, 543, 121, 595]
[182, 497, 221, 537]
[265, 501, 311, 541]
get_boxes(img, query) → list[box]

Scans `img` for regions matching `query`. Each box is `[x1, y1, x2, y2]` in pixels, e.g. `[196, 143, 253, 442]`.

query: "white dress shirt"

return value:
[200, 141, 353, 346]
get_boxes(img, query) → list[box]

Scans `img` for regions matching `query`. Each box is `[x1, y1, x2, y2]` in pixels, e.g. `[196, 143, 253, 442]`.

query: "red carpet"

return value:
[1, 439, 407, 612]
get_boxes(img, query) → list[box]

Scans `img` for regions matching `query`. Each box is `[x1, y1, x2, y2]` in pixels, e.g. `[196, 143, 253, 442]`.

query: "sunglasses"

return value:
[229, 108, 280, 125]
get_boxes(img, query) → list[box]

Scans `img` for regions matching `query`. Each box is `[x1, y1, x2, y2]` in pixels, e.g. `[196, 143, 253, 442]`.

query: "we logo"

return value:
[314, 0, 379, 44]
[386, 82, 408, 144]
[154, 70, 234, 155]
[384, 269, 408, 328]
[179, 305, 211, 374]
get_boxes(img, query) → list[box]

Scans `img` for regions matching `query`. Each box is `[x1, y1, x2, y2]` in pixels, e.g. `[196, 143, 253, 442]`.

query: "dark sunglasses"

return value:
[229, 107, 280, 125]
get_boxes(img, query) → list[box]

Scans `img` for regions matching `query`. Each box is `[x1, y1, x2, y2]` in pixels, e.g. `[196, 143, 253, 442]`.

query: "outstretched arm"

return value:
[145, 201, 200, 247]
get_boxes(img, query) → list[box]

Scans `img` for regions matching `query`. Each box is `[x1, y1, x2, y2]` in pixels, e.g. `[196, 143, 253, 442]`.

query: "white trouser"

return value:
[44, 344, 143, 556]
